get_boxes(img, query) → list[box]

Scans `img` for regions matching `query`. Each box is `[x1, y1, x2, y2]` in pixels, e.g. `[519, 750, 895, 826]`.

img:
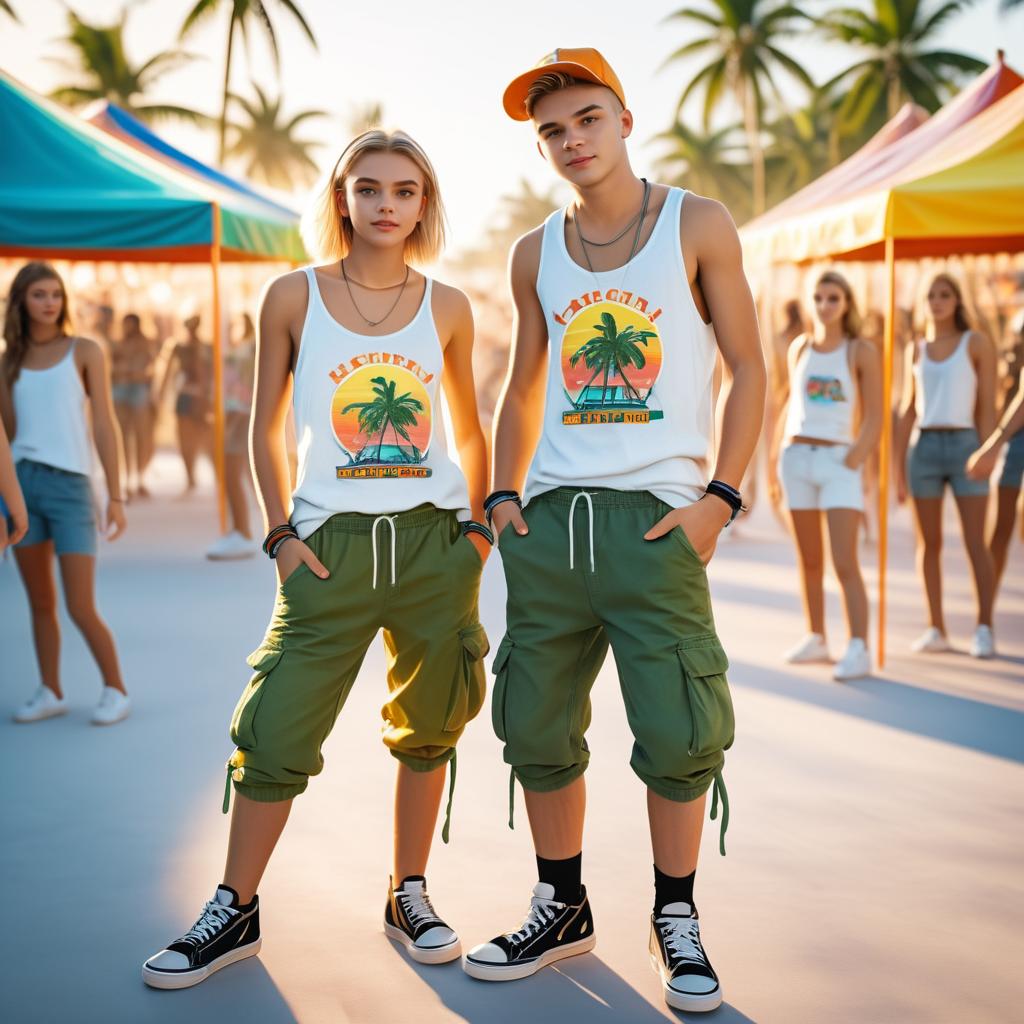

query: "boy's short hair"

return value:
[525, 72, 623, 119]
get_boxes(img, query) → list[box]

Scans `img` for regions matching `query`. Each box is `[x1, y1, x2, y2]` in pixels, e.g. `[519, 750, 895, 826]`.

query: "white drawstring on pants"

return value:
[371, 515, 397, 589]
[567, 491, 595, 572]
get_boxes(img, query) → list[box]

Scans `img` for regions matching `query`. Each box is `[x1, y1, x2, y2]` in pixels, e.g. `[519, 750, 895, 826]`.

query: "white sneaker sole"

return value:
[650, 951, 722, 1012]
[463, 934, 596, 981]
[383, 922, 462, 964]
[13, 704, 68, 724]
[91, 706, 131, 726]
[785, 649, 831, 664]
[142, 937, 262, 990]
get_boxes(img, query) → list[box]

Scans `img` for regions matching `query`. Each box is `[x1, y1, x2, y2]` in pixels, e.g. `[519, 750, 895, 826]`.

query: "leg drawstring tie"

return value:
[371, 515, 397, 589]
[710, 770, 729, 856]
[441, 750, 457, 844]
[508, 767, 516, 830]
[567, 491, 595, 572]
[222, 763, 234, 815]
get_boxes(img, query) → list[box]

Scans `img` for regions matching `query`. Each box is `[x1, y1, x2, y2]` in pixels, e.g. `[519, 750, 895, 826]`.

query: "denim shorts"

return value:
[907, 428, 989, 499]
[15, 459, 97, 556]
[998, 430, 1024, 490]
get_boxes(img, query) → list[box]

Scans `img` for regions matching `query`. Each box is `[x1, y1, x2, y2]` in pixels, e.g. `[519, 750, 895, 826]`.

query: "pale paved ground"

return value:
[1, 454, 1022, 1023]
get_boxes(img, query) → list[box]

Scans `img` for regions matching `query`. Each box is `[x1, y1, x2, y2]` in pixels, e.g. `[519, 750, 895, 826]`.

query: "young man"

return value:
[463, 50, 765, 1013]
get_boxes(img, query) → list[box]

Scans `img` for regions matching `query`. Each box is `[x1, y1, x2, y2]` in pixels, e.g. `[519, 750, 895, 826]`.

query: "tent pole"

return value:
[211, 203, 227, 535]
[878, 234, 896, 667]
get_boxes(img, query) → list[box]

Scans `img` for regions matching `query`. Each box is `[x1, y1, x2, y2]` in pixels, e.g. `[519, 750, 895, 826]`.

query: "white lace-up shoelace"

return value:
[509, 895, 559, 946]
[371, 515, 398, 589]
[397, 887, 442, 929]
[182, 900, 238, 945]
[657, 916, 710, 968]
[567, 491, 595, 572]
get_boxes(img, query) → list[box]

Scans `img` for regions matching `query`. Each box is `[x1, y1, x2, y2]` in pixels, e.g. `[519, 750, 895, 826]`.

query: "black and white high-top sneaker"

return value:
[649, 902, 722, 1012]
[463, 882, 595, 981]
[384, 876, 462, 964]
[142, 885, 261, 990]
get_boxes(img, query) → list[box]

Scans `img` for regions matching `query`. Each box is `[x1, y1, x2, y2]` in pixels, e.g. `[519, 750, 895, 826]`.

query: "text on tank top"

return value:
[10, 339, 94, 477]
[914, 332, 976, 429]
[784, 337, 856, 443]
[288, 267, 470, 539]
[524, 187, 718, 509]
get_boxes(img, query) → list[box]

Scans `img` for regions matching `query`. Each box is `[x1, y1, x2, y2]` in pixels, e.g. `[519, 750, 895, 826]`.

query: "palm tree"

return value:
[179, 0, 317, 164]
[453, 178, 561, 272]
[343, 376, 425, 463]
[225, 85, 324, 190]
[569, 312, 657, 406]
[653, 119, 749, 218]
[348, 102, 385, 135]
[663, 0, 812, 216]
[49, 7, 205, 124]
[820, 0, 987, 124]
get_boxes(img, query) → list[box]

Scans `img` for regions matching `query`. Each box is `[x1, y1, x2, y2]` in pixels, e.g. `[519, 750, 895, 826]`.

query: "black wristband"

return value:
[483, 490, 522, 527]
[704, 480, 745, 524]
[269, 533, 298, 559]
[461, 520, 494, 546]
[263, 523, 298, 557]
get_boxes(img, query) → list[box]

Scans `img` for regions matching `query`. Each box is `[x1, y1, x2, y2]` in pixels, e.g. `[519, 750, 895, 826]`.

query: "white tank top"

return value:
[524, 187, 717, 508]
[289, 267, 471, 539]
[914, 332, 976, 429]
[10, 340, 94, 476]
[785, 337, 856, 443]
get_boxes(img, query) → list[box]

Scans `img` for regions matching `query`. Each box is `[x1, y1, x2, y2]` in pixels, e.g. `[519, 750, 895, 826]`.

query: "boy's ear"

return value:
[620, 108, 634, 140]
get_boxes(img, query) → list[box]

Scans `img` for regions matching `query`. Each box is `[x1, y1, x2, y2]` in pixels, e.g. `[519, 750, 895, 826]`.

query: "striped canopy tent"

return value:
[740, 63, 1024, 663]
[0, 71, 308, 527]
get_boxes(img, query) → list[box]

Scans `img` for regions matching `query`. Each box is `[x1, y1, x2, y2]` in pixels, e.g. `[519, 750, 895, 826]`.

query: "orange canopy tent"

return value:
[741, 68, 1024, 662]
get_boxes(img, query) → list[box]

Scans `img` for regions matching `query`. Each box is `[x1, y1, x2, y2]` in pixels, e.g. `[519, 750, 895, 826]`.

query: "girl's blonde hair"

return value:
[815, 270, 861, 338]
[302, 129, 446, 266]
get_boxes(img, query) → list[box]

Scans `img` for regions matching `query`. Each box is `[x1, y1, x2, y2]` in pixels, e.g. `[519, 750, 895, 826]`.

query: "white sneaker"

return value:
[91, 687, 131, 726]
[13, 687, 68, 723]
[969, 625, 995, 659]
[833, 639, 871, 681]
[205, 531, 258, 561]
[784, 633, 830, 664]
[911, 627, 952, 653]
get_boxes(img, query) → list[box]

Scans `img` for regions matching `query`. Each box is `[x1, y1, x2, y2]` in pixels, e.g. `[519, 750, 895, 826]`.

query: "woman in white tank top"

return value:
[0, 262, 131, 726]
[143, 130, 491, 989]
[775, 271, 882, 680]
[894, 272, 997, 657]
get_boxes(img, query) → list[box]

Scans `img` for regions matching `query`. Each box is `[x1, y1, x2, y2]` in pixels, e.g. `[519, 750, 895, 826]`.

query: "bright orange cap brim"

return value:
[502, 61, 624, 121]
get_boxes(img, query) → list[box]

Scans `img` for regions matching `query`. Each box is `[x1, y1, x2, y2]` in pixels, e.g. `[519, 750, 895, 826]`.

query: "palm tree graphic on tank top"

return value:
[561, 302, 664, 425]
[331, 365, 433, 478]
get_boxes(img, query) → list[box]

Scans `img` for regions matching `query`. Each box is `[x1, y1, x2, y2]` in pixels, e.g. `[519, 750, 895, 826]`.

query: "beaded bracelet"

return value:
[461, 520, 495, 546]
[262, 523, 298, 557]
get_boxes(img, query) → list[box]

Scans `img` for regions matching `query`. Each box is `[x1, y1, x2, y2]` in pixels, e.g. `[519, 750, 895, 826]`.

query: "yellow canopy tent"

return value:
[742, 82, 1024, 662]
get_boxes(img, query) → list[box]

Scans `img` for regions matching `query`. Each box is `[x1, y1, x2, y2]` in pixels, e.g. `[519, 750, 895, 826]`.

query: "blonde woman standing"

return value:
[895, 273, 997, 657]
[143, 130, 491, 988]
[778, 271, 882, 680]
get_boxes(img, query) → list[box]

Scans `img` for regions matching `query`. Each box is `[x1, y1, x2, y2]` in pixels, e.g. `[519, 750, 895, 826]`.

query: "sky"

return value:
[0, 0, 1010, 257]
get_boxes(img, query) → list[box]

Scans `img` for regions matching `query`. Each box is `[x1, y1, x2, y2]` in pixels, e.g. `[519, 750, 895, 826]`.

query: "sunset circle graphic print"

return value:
[331, 364, 432, 467]
[561, 301, 662, 412]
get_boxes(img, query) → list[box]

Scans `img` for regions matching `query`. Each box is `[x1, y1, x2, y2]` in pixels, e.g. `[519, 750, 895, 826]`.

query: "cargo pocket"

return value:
[444, 623, 490, 732]
[676, 635, 735, 758]
[490, 635, 514, 742]
[230, 645, 284, 749]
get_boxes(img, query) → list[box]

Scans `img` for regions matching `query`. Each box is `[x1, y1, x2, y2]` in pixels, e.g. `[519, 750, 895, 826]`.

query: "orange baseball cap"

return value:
[502, 47, 625, 121]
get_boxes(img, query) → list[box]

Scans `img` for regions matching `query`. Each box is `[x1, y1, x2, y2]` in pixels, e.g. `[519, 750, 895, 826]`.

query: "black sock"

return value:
[536, 852, 582, 905]
[653, 865, 696, 915]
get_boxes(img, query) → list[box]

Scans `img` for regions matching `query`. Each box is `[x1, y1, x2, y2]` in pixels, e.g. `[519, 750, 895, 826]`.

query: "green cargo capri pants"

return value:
[226, 504, 489, 831]
[492, 488, 734, 852]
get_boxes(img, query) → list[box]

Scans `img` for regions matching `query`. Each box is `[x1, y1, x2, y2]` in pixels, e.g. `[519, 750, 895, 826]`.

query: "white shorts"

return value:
[779, 442, 864, 512]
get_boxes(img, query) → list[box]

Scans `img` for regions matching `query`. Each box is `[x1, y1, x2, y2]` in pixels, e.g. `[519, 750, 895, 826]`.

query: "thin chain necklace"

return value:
[572, 178, 650, 274]
[341, 259, 410, 327]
